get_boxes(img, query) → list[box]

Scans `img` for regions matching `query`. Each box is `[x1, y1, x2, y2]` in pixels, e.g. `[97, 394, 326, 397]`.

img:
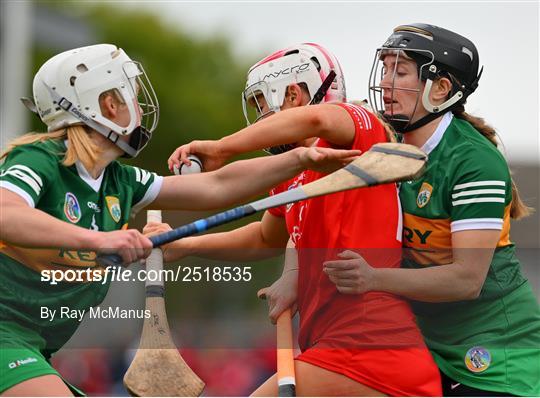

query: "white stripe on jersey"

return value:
[357, 106, 372, 130]
[0, 165, 42, 195]
[130, 175, 164, 218]
[141, 170, 152, 185]
[453, 180, 506, 191]
[10, 165, 43, 187]
[452, 197, 505, 206]
[134, 166, 141, 183]
[451, 189, 505, 199]
[451, 218, 503, 232]
[133, 167, 152, 185]
[343, 103, 372, 130]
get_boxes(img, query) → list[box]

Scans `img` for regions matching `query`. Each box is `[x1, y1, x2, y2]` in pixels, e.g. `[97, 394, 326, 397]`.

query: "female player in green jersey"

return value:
[323, 23, 540, 396]
[0, 44, 358, 396]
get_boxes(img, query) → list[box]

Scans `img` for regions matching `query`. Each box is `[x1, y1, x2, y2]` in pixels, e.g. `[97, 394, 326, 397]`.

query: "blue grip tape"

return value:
[96, 253, 123, 268]
[151, 205, 256, 248]
[194, 219, 208, 232]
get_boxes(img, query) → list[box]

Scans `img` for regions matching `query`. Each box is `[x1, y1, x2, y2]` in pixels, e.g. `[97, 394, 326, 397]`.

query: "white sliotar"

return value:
[173, 155, 203, 175]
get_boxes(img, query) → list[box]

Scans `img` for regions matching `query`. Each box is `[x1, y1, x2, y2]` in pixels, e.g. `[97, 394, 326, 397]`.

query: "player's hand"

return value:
[94, 229, 153, 266]
[143, 221, 173, 237]
[143, 222, 183, 262]
[257, 269, 298, 324]
[168, 140, 227, 173]
[296, 147, 361, 174]
[323, 250, 375, 294]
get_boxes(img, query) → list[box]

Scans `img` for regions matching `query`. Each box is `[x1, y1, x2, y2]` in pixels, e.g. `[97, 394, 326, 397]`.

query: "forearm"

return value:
[0, 201, 97, 249]
[210, 148, 304, 207]
[219, 107, 322, 157]
[327, 231, 496, 301]
[156, 149, 303, 210]
[281, 238, 299, 274]
[373, 262, 482, 302]
[159, 143, 357, 210]
[165, 222, 284, 262]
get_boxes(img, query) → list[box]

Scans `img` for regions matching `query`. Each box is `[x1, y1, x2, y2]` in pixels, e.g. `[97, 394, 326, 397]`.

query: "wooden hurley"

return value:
[123, 210, 205, 397]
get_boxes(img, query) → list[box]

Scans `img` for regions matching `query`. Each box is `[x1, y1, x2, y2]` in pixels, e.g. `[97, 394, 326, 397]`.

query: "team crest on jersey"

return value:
[64, 192, 81, 223]
[416, 182, 433, 208]
[105, 196, 121, 223]
[464, 346, 491, 373]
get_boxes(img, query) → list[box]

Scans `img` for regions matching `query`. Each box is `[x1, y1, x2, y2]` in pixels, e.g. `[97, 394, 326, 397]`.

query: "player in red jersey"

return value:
[152, 44, 441, 396]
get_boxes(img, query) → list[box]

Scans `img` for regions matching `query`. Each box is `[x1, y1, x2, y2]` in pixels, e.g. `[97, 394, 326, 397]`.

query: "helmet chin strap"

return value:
[398, 110, 445, 133]
[105, 129, 148, 158]
[308, 70, 336, 105]
[390, 75, 465, 134]
[384, 114, 410, 133]
[44, 83, 144, 157]
[397, 63, 483, 134]
[398, 95, 463, 134]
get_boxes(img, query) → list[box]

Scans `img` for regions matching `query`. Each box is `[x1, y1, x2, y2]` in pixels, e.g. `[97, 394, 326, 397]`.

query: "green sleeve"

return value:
[0, 145, 58, 207]
[449, 148, 511, 232]
[117, 163, 163, 216]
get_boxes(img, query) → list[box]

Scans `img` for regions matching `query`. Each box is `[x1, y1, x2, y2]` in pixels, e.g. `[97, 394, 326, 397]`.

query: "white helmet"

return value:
[27, 44, 159, 157]
[242, 43, 346, 127]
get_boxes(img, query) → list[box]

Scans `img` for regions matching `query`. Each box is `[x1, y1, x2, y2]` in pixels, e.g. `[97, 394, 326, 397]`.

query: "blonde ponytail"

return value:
[1, 125, 102, 168]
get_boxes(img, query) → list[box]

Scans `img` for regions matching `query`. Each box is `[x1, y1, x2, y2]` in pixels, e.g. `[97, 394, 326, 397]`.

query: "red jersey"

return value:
[272, 103, 415, 349]
[268, 104, 440, 396]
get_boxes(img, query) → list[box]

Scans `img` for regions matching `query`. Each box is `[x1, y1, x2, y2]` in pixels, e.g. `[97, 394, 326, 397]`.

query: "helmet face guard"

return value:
[241, 79, 301, 155]
[242, 80, 279, 125]
[124, 61, 159, 145]
[368, 23, 482, 133]
[85, 59, 159, 157]
[126, 126, 153, 157]
[242, 43, 346, 154]
[117, 60, 159, 157]
[369, 48, 434, 132]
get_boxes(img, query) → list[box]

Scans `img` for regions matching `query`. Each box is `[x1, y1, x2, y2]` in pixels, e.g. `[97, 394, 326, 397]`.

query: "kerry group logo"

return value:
[8, 357, 38, 369]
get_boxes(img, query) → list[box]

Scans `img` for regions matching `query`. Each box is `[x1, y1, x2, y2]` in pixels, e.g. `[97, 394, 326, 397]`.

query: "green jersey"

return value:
[400, 113, 540, 395]
[0, 139, 162, 352]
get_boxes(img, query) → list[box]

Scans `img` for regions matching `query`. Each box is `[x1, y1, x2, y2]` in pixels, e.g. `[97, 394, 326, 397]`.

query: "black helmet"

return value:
[369, 23, 483, 133]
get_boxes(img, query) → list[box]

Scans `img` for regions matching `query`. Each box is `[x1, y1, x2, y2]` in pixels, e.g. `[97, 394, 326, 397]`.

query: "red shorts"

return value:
[297, 346, 442, 396]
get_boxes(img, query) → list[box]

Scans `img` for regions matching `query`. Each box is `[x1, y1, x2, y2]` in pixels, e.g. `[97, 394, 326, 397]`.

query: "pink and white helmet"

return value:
[242, 43, 346, 125]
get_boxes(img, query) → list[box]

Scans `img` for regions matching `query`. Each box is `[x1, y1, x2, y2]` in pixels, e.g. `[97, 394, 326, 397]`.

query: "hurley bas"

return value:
[40, 306, 151, 322]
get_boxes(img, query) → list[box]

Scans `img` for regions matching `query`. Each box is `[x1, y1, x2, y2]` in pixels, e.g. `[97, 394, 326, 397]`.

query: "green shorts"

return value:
[0, 321, 84, 395]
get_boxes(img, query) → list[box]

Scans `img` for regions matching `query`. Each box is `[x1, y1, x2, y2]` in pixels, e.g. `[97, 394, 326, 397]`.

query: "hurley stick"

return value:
[98, 143, 427, 268]
[123, 210, 205, 397]
[277, 309, 296, 396]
